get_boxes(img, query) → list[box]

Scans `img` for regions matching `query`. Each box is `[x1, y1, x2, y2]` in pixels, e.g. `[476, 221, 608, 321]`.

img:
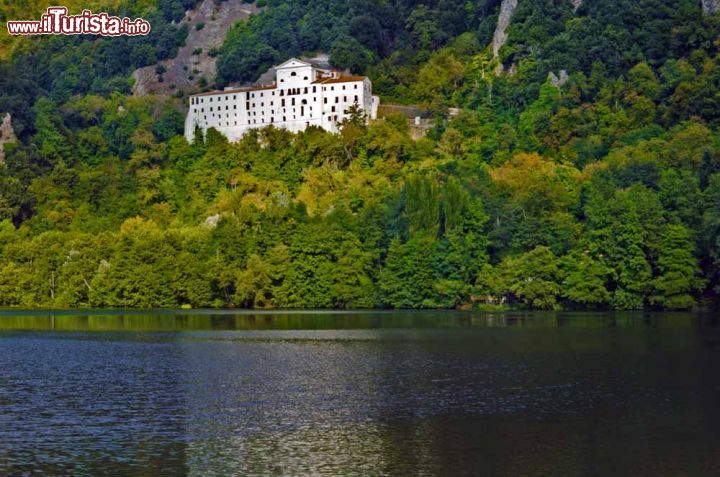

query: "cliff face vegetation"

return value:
[1, 0, 720, 310]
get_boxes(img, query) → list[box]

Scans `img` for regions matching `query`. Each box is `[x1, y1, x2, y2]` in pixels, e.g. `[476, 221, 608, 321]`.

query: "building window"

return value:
[354, 95, 358, 102]
[324, 98, 327, 104]
[291, 72, 297, 76]
[313, 86, 316, 93]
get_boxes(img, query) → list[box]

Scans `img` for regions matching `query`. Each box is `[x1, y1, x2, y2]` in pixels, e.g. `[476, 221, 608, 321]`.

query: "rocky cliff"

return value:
[132, 0, 259, 96]
[703, 0, 720, 14]
[0, 113, 16, 165]
[492, 0, 518, 59]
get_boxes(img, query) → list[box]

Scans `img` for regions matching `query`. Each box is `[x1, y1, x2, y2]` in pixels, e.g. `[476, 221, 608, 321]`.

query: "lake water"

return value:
[0, 310, 719, 476]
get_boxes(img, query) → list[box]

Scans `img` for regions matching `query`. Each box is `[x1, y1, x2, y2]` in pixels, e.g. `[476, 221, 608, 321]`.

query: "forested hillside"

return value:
[1, 0, 720, 310]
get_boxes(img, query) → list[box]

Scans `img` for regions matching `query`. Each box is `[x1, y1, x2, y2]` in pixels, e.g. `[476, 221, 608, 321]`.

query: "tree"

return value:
[330, 35, 373, 73]
[650, 223, 704, 309]
[379, 236, 438, 308]
[153, 106, 184, 142]
[585, 185, 660, 310]
[404, 174, 440, 238]
[490, 153, 580, 217]
[410, 50, 464, 111]
[500, 246, 563, 310]
[561, 250, 611, 307]
[234, 254, 274, 308]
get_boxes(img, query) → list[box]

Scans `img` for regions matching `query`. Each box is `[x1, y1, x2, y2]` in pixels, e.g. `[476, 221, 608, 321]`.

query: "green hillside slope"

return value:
[1, 0, 720, 310]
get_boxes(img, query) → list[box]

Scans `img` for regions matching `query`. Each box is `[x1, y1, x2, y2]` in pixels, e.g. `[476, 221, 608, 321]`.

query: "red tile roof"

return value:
[312, 76, 367, 84]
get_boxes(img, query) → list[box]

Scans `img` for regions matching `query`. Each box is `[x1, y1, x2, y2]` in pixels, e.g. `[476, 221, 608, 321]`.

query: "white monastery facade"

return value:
[185, 58, 380, 142]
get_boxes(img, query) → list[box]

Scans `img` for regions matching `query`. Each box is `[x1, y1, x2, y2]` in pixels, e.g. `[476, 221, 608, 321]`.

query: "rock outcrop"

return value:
[0, 113, 17, 165]
[132, 0, 259, 96]
[548, 70, 569, 88]
[702, 0, 720, 14]
[569, 0, 583, 11]
[492, 0, 518, 59]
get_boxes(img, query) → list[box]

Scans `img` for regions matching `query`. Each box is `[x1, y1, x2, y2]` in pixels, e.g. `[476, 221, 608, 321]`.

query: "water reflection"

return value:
[0, 311, 718, 475]
[0, 309, 711, 332]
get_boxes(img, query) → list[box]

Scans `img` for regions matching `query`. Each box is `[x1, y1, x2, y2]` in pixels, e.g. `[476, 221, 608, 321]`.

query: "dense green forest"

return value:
[1, 0, 720, 309]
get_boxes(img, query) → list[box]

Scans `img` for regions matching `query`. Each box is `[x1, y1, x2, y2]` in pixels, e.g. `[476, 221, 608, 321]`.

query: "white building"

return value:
[184, 58, 380, 142]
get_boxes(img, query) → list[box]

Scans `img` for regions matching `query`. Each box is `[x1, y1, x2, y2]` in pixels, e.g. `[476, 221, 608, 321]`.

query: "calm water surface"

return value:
[0, 310, 718, 476]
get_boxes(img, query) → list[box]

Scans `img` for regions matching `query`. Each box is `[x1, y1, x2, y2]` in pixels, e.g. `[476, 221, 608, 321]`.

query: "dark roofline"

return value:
[191, 84, 277, 97]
